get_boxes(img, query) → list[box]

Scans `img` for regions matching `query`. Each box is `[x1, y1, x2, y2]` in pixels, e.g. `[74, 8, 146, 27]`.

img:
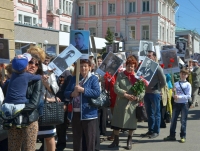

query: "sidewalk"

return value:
[36, 106, 200, 151]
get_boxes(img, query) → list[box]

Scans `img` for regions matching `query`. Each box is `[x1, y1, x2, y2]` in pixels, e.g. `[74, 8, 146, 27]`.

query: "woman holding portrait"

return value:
[65, 59, 100, 151]
[108, 56, 144, 150]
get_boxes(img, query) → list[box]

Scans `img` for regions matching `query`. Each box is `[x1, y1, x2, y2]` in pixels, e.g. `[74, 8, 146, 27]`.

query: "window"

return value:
[69, 2, 72, 15]
[142, 25, 149, 40]
[162, 27, 164, 41]
[18, 14, 22, 23]
[129, 2, 136, 13]
[24, 16, 32, 25]
[79, 6, 84, 15]
[59, 0, 62, 9]
[63, 0, 65, 12]
[108, 3, 115, 15]
[89, 5, 96, 16]
[142, 1, 149, 12]
[63, 25, 69, 32]
[48, 0, 53, 10]
[66, 1, 68, 14]
[28, 0, 31, 3]
[129, 26, 135, 39]
[89, 28, 96, 36]
[60, 24, 63, 31]
[48, 22, 53, 29]
[160, 26, 162, 40]
[33, 18, 37, 26]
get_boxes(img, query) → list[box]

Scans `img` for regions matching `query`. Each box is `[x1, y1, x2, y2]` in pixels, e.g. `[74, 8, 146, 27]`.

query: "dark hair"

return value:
[148, 51, 156, 57]
[80, 59, 91, 66]
[5, 64, 13, 75]
[75, 32, 84, 36]
[97, 56, 102, 60]
[180, 68, 189, 74]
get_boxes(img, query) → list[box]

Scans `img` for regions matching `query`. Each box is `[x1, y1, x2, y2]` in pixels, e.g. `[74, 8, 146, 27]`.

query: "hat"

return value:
[192, 60, 198, 63]
[23, 53, 32, 62]
[12, 57, 28, 72]
[89, 52, 94, 57]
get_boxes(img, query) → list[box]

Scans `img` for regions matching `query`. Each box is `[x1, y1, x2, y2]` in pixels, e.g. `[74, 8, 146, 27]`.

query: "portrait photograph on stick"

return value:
[0, 38, 10, 64]
[139, 40, 153, 60]
[70, 30, 90, 59]
[160, 49, 180, 74]
[112, 42, 119, 53]
[114, 51, 126, 67]
[184, 48, 191, 61]
[193, 53, 200, 63]
[176, 41, 186, 57]
[48, 44, 82, 76]
[136, 57, 158, 84]
[96, 52, 123, 78]
[106, 44, 113, 53]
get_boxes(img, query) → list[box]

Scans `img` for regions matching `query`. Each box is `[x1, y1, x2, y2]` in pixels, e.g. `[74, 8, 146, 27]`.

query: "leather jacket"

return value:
[22, 80, 43, 123]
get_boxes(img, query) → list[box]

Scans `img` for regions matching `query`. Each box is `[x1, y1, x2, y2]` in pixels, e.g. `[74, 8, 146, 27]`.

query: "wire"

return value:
[188, 0, 200, 13]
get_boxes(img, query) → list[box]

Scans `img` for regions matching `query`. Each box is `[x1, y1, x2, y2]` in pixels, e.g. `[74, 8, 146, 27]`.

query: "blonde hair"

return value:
[27, 46, 46, 62]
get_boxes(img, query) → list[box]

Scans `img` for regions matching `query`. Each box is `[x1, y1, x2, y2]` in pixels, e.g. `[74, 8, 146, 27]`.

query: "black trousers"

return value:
[98, 107, 107, 135]
[160, 100, 166, 126]
[56, 111, 69, 150]
[72, 112, 97, 151]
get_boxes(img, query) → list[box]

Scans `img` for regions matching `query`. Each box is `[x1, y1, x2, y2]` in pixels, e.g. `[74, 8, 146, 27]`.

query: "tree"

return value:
[101, 28, 114, 54]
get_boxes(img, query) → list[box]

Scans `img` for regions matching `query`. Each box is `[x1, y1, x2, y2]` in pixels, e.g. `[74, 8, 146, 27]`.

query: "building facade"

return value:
[14, 0, 72, 55]
[0, 0, 15, 58]
[74, 0, 178, 54]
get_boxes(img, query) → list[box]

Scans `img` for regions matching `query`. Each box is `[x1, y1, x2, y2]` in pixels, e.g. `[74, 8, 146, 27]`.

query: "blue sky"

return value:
[175, 0, 200, 34]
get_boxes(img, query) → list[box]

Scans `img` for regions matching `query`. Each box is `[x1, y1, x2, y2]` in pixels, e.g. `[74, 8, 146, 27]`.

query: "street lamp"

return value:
[44, 40, 48, 53]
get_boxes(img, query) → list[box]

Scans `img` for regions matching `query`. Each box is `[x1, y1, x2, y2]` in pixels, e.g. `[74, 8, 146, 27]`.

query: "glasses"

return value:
[29, 61, 39, 67]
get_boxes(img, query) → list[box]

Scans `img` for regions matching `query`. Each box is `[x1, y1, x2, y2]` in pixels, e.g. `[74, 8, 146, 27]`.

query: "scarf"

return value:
[124, 70, 136, 85]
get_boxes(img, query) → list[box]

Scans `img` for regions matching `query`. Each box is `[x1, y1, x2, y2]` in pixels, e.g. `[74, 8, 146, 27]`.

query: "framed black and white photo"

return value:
[160, 49, 180, 74]
[0, 38, 10, 64]
[139, 40, 153, 60]
[184, 48, 191, 61]
[113, 42, 119, 53]
[70, 30, 90, 59]
[136, 57, 159, 84]
[96, 52, 123, 78]
[48, 44, 82, 77]
[114, 51, 126, 68]
[106, 45, 113, 53]
[176, 42, 186, 57]
[193, 53, 200, 63]
[162, 45, 174, 50]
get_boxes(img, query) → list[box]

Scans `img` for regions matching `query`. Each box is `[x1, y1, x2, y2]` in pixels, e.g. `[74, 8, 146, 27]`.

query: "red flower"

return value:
[168, 64, 173, 68]
[170, 58, 175, 63]
[160, 64, 165, 68]
[140, 76, 149, 86]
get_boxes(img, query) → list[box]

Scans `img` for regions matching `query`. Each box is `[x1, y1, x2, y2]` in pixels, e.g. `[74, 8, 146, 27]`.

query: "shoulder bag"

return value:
[88, 78, 111, 108]
[178, 81, 192, 108]
[39, 86, 64, 126]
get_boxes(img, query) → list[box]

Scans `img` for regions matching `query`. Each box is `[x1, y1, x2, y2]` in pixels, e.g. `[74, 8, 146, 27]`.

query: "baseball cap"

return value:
[192, 60, 198, 63]
[12, 57, 28, 72]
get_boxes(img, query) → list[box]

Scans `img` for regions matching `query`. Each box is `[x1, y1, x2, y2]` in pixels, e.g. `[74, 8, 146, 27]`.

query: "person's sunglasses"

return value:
[29, 61, 39, 67]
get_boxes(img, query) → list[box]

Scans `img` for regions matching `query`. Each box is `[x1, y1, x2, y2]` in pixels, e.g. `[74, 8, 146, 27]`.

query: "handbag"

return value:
[136, 103, 147, 121]
[39, 87, 65, 126]
[178, 81, 192, 108]
[89, 89, 110, 108]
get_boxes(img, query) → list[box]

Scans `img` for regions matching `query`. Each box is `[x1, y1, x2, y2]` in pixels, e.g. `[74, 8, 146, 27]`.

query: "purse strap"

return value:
[178, 81, 186, 95]
[44, 86, 58, 103]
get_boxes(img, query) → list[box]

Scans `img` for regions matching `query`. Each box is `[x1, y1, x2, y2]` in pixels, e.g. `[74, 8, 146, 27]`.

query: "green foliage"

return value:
[131, 80, 145, 96]
[105, 27, 114, 44]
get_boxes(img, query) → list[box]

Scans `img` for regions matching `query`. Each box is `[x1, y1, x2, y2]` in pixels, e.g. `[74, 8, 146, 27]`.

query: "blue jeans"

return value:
[144, 93, 161, 134]
[170, 102, 189, 138]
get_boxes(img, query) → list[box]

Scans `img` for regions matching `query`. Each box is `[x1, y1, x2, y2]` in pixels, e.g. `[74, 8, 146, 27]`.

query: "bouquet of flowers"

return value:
[125, 76, 148, 109]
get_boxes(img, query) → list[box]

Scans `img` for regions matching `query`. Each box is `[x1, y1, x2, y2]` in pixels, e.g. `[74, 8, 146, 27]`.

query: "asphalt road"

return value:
[36, 106, 200, 151]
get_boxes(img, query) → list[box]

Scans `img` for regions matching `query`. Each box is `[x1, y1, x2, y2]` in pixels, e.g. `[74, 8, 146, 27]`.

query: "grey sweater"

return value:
[145, 66, 166, 94]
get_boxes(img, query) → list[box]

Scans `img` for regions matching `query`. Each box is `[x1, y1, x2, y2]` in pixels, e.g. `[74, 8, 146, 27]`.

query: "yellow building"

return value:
[0, 0, 15, 59]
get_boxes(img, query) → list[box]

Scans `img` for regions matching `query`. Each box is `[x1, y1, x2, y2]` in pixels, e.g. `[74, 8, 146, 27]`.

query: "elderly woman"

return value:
[7, 53, 43, 151]
[108, 56, 144, 150]
[65, 59, 100, 151]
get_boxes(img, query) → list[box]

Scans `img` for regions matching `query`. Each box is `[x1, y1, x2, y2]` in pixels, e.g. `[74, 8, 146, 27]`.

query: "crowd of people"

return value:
[0, 46, 199, 151]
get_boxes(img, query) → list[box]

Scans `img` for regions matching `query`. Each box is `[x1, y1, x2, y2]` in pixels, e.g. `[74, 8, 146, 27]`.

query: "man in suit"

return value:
[75, 32, 88, 54]
[140, 42, 149, 57]
[53, 50, 75, 71]
[139, 59, 153, 82]
[191, 60, 200, 107]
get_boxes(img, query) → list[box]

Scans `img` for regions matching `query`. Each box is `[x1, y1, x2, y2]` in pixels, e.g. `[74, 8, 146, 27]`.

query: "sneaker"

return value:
[163, 136, 176, 141]
[141, 131, 153, 137]
[149, 133, 159, 139]
[180, 138, 186, 143]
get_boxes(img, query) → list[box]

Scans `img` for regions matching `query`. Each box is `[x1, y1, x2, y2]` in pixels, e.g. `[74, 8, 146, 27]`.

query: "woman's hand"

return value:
[42, 75, 49, 82]
[124, 93, 137, 101]
[71, 91, 79, 98]
[75, 85, 84, 93]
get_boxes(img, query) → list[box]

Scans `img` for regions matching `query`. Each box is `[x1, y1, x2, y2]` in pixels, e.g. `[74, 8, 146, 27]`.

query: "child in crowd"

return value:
[164, 69, 191, 143]
[1, 53, 42, 129]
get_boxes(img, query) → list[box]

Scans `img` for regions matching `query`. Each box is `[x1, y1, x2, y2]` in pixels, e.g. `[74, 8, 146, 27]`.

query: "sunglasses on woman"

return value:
[29, 61, 39, 67]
